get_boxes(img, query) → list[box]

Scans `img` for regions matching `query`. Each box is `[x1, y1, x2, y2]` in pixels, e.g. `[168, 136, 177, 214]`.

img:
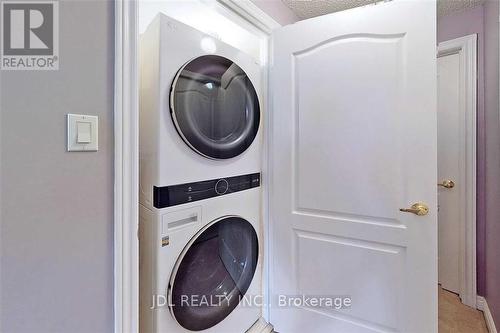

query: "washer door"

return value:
[170, 55, 260, 159]
[169, 216, 258, 331]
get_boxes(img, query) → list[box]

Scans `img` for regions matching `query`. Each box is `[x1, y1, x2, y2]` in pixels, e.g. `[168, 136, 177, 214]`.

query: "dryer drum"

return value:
[169, 216, 258, 331]
[170, 55, 260, 160]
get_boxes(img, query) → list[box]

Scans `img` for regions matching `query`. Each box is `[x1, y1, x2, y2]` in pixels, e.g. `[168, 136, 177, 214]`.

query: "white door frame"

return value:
[437, 34, 477, 308]
[114, 0, 139, 332]
[113, 1, 278, 332]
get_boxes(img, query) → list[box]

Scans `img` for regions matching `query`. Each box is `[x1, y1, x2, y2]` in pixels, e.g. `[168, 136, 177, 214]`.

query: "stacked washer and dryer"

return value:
[139, 14, 267, 333]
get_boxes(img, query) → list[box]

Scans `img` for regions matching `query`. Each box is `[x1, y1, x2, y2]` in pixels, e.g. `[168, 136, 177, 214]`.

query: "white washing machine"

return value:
[139, 14, 262, 210]
[139, 185, 263, 333]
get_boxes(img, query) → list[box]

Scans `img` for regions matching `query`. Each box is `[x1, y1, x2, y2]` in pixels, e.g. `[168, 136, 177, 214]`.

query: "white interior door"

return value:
[269, 1, 437, 332]
[437, 53, 461, 294]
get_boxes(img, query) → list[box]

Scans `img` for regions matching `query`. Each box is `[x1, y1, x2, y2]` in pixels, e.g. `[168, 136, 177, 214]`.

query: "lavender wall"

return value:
[483, 0, 500, 325]
[250, 0, 299, 25]
[0, 1, 114, 332]
[438, 2, 500, 325]
[437, 4, 487, 297]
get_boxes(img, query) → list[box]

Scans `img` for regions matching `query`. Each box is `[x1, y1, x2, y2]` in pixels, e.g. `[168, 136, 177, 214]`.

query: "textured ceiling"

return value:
[436, 0, 484, 17]
[282, 0, 485, 20]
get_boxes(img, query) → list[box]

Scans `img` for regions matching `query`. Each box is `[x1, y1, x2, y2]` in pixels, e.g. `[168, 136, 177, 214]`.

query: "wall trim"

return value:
[114, 0, 139, 332]
[215, 0, 280, 34]
[437, 34, 477, 308]
[477, 296, 498, 333]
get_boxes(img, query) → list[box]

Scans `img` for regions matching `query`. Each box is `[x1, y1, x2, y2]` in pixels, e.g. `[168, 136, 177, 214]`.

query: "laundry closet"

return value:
[138, 1, 438, 332]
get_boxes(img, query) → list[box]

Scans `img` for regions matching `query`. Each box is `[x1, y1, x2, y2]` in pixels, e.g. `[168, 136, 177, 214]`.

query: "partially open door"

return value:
[269, 1, 437, 332]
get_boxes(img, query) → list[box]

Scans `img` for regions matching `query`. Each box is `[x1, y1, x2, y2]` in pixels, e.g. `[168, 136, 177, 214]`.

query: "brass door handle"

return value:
[438, 180, 455, 189]
[400, 203, 429, 216]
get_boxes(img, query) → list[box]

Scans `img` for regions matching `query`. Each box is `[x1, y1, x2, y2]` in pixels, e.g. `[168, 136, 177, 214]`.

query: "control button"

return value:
[215, 179, 229, 195]
[251, 174, 260, 187]
[186, 181, 214, 192]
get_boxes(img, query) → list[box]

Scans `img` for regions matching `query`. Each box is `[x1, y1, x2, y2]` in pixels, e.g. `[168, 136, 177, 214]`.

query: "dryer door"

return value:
[170, 55, 260, 160]
[168, 216, 258, 331]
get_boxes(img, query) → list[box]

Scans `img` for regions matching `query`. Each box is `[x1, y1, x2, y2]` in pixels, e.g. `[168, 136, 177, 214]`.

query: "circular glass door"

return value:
[168, 216, 258, 331]
[170, 55, 260, 160]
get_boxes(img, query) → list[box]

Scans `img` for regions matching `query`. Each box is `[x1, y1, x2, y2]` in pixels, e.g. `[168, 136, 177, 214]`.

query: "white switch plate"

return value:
[67, 114, 98, 151]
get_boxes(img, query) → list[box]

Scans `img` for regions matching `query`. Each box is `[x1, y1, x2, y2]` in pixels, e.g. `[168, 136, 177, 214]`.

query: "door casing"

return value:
[437, 34, 477, 308]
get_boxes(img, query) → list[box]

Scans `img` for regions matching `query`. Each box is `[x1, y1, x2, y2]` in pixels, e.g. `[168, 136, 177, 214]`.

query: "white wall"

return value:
[139, 0, 265, 61]
[250, 0, 299, 25]
[0, 1, 114, 332]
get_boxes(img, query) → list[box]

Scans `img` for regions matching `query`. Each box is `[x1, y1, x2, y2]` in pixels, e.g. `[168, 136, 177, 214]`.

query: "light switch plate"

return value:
[67, 114, 98, 151]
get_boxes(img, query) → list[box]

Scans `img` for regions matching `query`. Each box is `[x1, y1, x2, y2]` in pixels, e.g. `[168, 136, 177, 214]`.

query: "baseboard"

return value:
[477, 296, 498, 333]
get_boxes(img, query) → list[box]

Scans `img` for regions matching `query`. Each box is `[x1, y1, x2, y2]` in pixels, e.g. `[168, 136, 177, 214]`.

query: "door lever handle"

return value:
[400, 203, 429, 216]
[438, 180, 455, 189]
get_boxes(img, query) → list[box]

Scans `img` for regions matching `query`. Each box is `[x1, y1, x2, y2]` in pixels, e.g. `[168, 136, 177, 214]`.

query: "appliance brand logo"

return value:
[1, 0, 59, 70]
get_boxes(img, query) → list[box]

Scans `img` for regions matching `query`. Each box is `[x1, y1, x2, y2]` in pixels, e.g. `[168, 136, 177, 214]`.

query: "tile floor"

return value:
[439, 286, 488, 333]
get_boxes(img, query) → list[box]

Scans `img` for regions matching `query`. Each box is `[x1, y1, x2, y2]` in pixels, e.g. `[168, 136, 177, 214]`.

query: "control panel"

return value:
[153, 173, 260, 208]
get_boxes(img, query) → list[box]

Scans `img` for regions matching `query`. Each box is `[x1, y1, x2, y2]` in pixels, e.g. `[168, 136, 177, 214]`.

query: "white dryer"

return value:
[139, 183, 263, 333]
[139, 14, 262, 210]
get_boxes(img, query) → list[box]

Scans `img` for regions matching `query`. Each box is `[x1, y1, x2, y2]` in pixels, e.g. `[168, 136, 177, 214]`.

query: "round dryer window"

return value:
[170, 55, 260, 159]
[168, 216, 258, 331]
